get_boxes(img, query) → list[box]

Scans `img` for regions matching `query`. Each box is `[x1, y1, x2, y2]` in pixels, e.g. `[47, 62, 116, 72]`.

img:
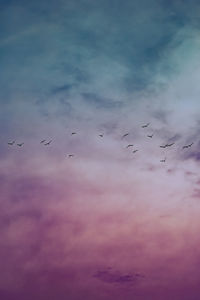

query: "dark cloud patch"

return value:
[182, 151, 200, 162]
[152, 109, 170, 124]
[1, 0, 200, 105]
[0, 209, 43, 229]
[93, 268, 143, 285]
[81, 92, 123, 109]
[51, 84, 74, 95]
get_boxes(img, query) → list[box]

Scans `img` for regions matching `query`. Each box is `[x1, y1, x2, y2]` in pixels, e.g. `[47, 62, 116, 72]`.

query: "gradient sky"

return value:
[1, 0, 200, 299]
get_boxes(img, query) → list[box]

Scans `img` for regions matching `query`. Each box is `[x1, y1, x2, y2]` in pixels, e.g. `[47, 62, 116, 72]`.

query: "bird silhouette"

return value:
[166, 142, 174, 147]
[141, 123, 150, 128]
[8, 141, 15, 145]
[44, 140, 52, 145]
[17, 143, 24, 147]
[160, 157, 166, 163]
[122, 133, 129, 138]
[71, 132, 77, 135]
[40, 140, 46, 144]
[183, 142, 194, 149]
[126, 144, 134, 148]
[133, 149, 138, 153]
[68, 154, 74, 158]
[147, 134, 153, 138]
[160, 145, 167, 148]
[99, 134, 103, 138]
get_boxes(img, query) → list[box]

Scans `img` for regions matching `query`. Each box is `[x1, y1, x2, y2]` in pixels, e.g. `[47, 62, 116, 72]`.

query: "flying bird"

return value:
[183, 142, 194, 149]
[126, 144, 134, 148]
[160, 145, 167, 148]
[133, 149, 138, 153]
[160, 157, 166, 163]
[8, 141, 15, 145]
[44, 140, 52, 145]
[40, 140, 46, 144]
[122, 133, 129, 138]
[166, 142, 175, 147]
[71, 132, 77, 135]
[147, 134, 153, 138]
[68, 154, 74, 158]
[141, 123, 150, 128]
[99, 134, 103, 138]
[17, 143, 24, 147]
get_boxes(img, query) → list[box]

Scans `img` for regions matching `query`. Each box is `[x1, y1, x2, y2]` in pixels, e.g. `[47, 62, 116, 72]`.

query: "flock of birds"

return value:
[7, 123, 194, 162]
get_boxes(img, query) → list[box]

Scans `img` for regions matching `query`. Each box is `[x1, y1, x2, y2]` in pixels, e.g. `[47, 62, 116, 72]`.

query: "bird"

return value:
[133, 149, 138, 153]
[183, 142, 194, 149]
[160, 142, 175, 148]
[68, 154, 74, 158]
[17, 143, 24, 147]
[8, 140, 15, 145]
[40, 139, 46, 144]
[147, 134, 153, 138]
[166, 142, 174, 147]
[160, 157, 166, 163]
[141, 123, 150, 128]
[44, 140, 52, 145]
[126, 144, 134, 148]
[99, 134, 103, 137]
[122, 133, 129, 138]
[71, 132, 77, 135]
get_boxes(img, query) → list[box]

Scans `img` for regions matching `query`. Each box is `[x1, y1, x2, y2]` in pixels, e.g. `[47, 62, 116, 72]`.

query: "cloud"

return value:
[2, 1, 200, 299]
[93, 268, 145, 285]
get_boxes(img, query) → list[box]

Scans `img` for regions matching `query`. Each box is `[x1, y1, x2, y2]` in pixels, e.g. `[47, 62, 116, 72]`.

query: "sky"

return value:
[1, 0, 200, 299]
